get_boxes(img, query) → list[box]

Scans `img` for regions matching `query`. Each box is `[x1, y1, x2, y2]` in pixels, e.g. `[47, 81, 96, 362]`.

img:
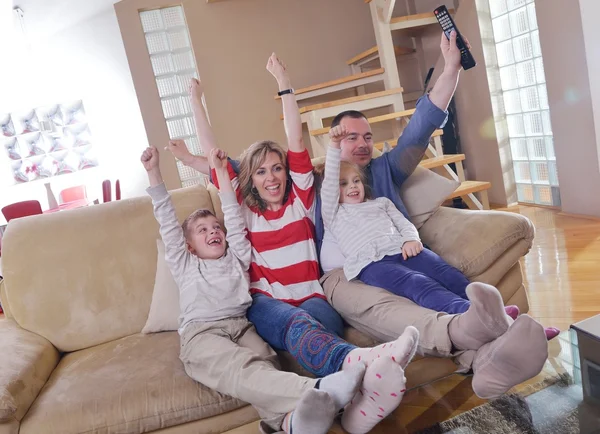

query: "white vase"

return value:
[45, 182, 58, 209]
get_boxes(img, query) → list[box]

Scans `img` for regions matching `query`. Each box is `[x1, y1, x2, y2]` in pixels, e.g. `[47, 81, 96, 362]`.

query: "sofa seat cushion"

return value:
[19, 331, 250, 434]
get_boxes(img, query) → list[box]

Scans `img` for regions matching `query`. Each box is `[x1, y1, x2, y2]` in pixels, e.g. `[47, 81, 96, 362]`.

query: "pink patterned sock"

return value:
[341, 357, 406, 434]
[342, 326, 419, 370]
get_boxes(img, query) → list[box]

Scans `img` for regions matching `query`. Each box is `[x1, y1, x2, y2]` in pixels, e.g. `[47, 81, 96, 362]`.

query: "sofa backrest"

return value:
[1, 184, 216, 353]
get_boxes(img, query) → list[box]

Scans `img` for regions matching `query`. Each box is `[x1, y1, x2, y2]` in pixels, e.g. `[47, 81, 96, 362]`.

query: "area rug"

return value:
[417, 373, 583, 434]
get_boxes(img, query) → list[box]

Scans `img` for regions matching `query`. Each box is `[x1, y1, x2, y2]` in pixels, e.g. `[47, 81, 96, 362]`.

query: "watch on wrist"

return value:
[277, 88, 294, 96]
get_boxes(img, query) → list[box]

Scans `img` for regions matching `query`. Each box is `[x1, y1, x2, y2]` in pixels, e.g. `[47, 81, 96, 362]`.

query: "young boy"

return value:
[141, 145, 365, 434]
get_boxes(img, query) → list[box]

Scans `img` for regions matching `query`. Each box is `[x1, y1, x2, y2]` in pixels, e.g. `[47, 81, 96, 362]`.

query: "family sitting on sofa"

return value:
[141, 32, 557, 434]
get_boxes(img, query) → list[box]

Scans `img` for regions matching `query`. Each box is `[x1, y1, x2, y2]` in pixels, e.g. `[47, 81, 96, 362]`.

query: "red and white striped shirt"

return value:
[211, 149, 325, 306]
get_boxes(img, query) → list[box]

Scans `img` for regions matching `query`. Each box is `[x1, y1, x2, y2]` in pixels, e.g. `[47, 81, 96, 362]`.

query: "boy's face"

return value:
[186, 215, 226, 259]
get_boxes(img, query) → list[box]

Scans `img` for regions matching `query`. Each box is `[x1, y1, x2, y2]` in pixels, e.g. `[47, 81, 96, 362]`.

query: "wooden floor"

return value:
[330, 205, 600, 433]
[519, 206, 600, 331]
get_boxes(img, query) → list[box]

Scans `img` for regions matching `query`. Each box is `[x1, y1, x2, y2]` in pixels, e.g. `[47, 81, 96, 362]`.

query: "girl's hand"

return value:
[209, 148, 228, 170]
[402, 240, 423, 260]
[328, 125, 350, 149]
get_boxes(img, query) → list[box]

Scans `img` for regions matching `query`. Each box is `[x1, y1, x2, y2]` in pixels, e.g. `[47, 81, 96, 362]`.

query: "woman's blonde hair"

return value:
[238, 140, 291, 210]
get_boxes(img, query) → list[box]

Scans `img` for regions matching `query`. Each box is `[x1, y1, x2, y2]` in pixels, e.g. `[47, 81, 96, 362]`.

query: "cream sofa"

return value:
[0, 171, 535, 434]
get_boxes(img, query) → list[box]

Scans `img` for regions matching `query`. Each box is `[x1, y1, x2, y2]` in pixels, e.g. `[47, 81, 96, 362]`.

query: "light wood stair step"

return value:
[420, 154, 466, 169]
[275, 68, 385, 100]
[390, 9, 455, 32]
[282, 88, 404, 120]
[310, 108, 415, 136]
[373, 130, 444, 151]
[449, 181, 491, 199]
[347, 45, 415, 66]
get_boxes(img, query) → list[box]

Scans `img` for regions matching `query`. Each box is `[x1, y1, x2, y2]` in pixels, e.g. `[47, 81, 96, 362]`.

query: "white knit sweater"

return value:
[321, 146, 421, 280]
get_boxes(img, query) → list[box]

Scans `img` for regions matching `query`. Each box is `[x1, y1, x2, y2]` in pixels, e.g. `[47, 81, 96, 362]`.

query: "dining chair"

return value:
[102, 180, 121, 202]
[59, 185, 87, 204]
[2, 200, 43, 222]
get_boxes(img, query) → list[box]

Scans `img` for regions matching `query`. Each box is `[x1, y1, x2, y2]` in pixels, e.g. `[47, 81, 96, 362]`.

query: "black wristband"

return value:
[277, 88, 294, 96]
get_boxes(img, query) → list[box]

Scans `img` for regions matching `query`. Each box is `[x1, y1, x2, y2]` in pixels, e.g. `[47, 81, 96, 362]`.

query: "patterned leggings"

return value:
[247, 294, 356, 377]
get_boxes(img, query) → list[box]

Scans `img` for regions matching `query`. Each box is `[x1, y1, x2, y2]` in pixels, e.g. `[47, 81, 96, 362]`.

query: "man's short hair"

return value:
[182, 209, 216, 238]
[331, 110, 368, 129]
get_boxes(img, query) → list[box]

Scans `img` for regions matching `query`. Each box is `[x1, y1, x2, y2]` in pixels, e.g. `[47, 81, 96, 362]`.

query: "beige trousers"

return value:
[179, 317, 317, 433]
[320, 269, 476, 370]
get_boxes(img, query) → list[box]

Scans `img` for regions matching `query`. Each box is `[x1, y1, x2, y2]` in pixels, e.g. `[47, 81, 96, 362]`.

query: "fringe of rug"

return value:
[508, 371, 573, 398]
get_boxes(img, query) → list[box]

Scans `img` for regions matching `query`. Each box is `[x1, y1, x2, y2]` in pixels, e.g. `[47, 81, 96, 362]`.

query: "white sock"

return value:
[319, 361, 365, 411]
[282, 389, 336, 434]
[342, 326, 419, 370]
[341, 357, 407, 434]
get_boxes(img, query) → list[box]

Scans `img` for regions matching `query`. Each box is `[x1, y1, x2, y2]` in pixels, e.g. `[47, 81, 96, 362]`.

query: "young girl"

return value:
[321, 125, 560, 340]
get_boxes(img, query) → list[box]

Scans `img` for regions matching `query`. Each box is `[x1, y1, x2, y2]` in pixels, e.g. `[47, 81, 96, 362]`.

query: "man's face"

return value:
[338, 116, 373, 168]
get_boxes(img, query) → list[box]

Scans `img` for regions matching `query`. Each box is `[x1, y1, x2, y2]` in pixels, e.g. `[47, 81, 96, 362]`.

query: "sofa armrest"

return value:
[0, 319, 59, 423]
[419, 207, 535, 278]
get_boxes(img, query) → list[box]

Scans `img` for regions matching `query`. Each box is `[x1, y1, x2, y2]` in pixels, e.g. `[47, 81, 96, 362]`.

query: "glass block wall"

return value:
[139, 6, 205, 187]
[489, 0, 559, 206]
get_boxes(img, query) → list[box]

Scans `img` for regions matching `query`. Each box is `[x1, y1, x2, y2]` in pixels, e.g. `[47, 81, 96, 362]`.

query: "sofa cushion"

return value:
[1, 185, 214, 353]
[399, 166, 459, 229]
[19, 331, 250, 434]
[142, 240, 180, 334]
[419, 206, 535, 278]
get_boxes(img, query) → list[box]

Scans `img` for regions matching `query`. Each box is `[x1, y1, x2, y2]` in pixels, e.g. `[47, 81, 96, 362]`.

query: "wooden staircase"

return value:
[271, 0, 490, 210]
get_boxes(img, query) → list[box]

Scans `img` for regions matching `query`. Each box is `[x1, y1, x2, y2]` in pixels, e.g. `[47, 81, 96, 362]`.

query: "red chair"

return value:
[2, 200, 43, 222]
[115, 180, 121, 200]
[59, 185, 87, 204]
[102, 180, 112, 203]
[102, 180, 122, 203]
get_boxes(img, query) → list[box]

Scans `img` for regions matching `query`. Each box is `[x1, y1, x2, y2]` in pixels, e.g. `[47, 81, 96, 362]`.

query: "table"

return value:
[571, 315, 600, 416]
[43, 199, 95, 214]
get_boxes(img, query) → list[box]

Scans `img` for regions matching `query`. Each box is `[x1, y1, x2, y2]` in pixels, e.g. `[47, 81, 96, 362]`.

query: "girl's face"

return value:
[251, 151, 288, 208]
[339, 166, 365, 204]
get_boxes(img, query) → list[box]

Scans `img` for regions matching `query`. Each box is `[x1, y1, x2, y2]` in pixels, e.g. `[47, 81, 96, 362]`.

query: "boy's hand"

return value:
[165, 139, 192, 165]
[329, 125, 350, 149]
[141, 146, 160, 172]
[402, 240, 423, 260]
[209, 148, 228, 170]
[189, 78, 204, 103]
[267, 53, 290, 87]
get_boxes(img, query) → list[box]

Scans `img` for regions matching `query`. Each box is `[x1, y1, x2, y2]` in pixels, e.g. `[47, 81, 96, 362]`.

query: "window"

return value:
[488, 0, 559, 206]
[139, 6, 205, 188]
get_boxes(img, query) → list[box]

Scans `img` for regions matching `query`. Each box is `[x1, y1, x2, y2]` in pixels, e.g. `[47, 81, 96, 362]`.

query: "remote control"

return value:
[434, 5, 476, 70]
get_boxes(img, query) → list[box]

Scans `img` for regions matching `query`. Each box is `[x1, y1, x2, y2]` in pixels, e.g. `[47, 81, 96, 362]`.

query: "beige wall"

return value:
[538, 0, 600, 216]
[115, 0, 376, 189]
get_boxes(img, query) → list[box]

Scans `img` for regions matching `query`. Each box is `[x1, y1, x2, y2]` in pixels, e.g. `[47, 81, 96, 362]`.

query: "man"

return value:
[167, 32, 549, 399]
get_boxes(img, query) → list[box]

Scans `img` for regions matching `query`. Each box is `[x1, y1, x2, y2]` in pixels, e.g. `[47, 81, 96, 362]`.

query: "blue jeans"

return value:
[247, 294, 354, 377]
[359, 250, 471, 314]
